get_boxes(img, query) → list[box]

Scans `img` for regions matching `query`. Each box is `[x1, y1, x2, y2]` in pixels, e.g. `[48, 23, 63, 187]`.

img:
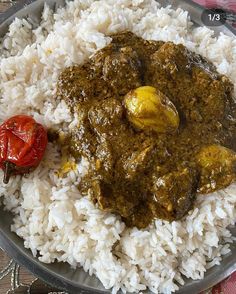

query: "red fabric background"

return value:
[201, 272, 236, 293]
[192, 0, 236, 12]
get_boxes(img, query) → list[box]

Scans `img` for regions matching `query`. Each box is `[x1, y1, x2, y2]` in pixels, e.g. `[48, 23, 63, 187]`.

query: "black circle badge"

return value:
[201, 9, 226, 27]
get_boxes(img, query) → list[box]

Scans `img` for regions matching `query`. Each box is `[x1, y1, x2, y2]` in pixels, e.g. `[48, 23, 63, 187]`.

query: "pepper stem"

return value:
[3, 161, 15, 184]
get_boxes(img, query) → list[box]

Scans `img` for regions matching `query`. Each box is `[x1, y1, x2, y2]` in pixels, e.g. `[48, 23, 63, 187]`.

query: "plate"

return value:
[0, 1, 235, 293]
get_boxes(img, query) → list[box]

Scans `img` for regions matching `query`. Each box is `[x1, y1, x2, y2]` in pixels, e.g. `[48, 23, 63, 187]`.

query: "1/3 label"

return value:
[208, 13, 220, 21]
[202, 9, 226, 26]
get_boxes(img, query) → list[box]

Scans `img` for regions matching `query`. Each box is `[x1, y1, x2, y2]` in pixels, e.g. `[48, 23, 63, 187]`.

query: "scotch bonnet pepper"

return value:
[0, 115, 48, 184]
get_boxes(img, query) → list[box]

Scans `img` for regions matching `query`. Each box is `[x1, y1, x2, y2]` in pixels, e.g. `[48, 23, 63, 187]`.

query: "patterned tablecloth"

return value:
[0, 247, 66, 293]
[0, 0, 235, 293]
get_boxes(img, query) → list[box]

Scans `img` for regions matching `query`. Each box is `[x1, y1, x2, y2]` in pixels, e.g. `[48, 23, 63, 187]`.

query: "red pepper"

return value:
[0, 115, 48, 184]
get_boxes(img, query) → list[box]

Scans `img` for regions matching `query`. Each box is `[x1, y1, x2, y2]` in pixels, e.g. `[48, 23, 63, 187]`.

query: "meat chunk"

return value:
[190, 69, 228, 122]
[102, 47, 142, 95]
[147, 42, 230, 123]
[95, 139, 114, 182]
[57, 66, 94, 107]
[124, 203, 154, 229]
[121, 142, 155, 180]
[88, 98, 123, 134]
[90, 180, 139, 218]
[57, 65, 111, 108]
[149, 167, 197, 220]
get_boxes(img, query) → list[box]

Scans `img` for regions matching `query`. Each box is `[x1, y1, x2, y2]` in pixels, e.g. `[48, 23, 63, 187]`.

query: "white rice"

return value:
[0, 0, 236, 293]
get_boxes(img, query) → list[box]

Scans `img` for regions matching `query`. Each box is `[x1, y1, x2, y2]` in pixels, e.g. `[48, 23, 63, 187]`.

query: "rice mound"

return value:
[0, 0, 236, 293]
